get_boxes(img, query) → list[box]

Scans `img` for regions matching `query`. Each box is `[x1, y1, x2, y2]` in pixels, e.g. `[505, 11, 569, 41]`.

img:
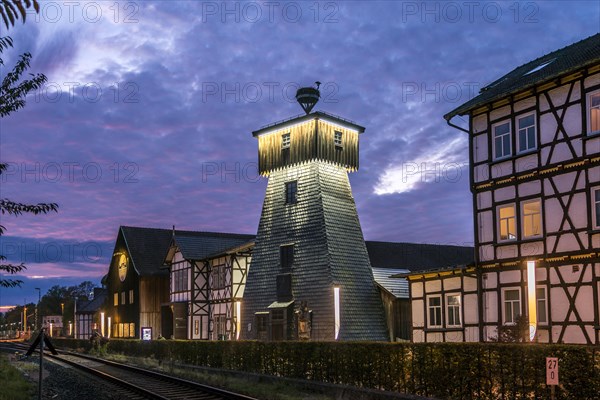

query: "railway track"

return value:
[1, 342, 258, 400]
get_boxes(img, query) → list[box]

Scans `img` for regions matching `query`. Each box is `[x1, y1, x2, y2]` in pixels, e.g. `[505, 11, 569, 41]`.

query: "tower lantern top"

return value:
[295, 81, 321, 114]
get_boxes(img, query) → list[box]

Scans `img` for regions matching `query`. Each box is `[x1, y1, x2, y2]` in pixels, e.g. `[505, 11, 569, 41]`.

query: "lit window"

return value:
[517, 114, 536, 152]
[282, 132, 291, 149]
[129, 323, 135, 338]
[498, 204, 516, 241]
[280, 244, 294, 272]
[503, 289, 521, 324]
[522, 200, 542, 238]
[427, 296, 442, 328]
[493, 121, 511, 160]
[113, 292, 118, 306]
[129, 289, 134, 304]
[211, 263, 226, 289]
[121, 291, 126, 305]
[285, 181, 297, 204]
[446, 294, 461, 327]
[593, 188, 600, 229]
[536, 287, 547, 325]
[589, 91, 600, 134]
[334, 131, 343, 147]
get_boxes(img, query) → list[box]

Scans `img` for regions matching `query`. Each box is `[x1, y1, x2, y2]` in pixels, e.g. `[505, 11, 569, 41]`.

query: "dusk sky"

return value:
[1, 1, 598, 308]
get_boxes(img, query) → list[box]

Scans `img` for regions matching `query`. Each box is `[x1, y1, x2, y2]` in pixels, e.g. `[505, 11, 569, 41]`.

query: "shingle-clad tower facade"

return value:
[242, 86, 388, 341]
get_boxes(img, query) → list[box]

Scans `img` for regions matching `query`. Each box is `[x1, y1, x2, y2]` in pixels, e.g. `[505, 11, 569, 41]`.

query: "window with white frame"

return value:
[588, 91, 600, 135]
[282, 132, 291, 149]
[427, 296, 442, 328]
[536, 287, 547, 325]
[517, 113, 536, 152]
[334, 131, 343, 147]
[503, 288, 521, 324]
[493, 121, 511, 159]
[522, 199, 542, 238]
[593, 187, 600, 229]
[446, 294, 461, 327]
[498, 204, 516, 241]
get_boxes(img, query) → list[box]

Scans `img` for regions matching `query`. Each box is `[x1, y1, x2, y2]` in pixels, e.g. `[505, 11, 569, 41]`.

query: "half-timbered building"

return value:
[163, 232, 253, 340]
[429, 33, 600, 344]
[75, 288, 107, 339]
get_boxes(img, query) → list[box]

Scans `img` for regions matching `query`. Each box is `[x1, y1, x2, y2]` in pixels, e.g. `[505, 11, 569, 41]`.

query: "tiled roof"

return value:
[120, 226, 253, 276]
[371, 268, 409, 299]
[174, 233, 254, 260]
[365, 241, 474, 271]
[445, 33, 600, 120]
[77, 289, 107, 313]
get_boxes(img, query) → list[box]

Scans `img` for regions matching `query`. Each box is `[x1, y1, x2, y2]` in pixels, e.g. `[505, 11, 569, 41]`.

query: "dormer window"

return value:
[334, 131, 343, 147]
[282, 132, 291, 149]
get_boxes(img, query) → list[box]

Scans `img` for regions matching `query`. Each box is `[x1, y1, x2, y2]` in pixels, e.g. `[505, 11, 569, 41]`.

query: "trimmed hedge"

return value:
[52, 339, 600, 400]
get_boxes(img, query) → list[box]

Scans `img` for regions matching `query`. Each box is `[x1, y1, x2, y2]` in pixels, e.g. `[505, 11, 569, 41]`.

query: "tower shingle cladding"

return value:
[242, 160, 388, 341]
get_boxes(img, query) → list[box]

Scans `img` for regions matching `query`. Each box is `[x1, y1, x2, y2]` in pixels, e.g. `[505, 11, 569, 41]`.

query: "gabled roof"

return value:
[252, 110, 366, 137]
[445, 33, 600, 120]
[77, 289, 107, 314]
[371, 267, 409, 299]
[119, 226, 253, 276]
[171, 232, 254, 261]
[365, 241, 473, 272]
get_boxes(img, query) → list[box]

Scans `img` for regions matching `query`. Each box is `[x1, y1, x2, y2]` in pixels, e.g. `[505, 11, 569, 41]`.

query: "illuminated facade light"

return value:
[527, 261, 537, 341]
[107, 317, 111, 338]
[49, 322, 53, 337]
[235, 301, 241, 340]
[333, 287, 340, 340]
[69, 322, 72, 336]
[100, 312, 105, 337]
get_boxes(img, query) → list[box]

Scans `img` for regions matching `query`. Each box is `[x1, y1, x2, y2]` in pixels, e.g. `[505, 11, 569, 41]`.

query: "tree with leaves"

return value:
[1, 0, 58, 287]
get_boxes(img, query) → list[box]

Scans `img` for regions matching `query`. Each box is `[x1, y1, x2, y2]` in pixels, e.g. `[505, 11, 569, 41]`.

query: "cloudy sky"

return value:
[1, 0, 598, 308]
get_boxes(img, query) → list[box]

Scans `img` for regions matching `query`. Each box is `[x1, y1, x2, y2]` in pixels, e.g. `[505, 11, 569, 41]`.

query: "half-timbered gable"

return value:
[75, 288, 107, 339]
[163, 232, 253, 340]
[444, 33, 600, 344]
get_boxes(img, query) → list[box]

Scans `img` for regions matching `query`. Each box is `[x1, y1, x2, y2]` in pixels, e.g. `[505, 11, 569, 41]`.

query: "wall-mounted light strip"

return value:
[100, 312, 105, 337]
[107, 316, 111, 338]
[236, 301, 241, 341]
[333, 287, 340, 340]
[526, 261, 537, 342]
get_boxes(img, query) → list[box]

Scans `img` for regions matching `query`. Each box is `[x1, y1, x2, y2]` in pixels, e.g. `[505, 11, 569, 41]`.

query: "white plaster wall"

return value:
[473, 133, 488, 163]
[514, 96, 536, 113]
[490, 106, 511, 122]
[464, 293, 479, 324]
[521, 241, 544, 257]
[444, 277, 461, 291]
[477, 191, 492, 209]
[547, 85, 571, 108]
[491, 161, 513, 179]
[426, 332, 444, 342]
[584, 72, 600, 89]
[495, 186, 516, 202]
[586, 137, 600, 157]
[425, 280, 441, 293]
[540, 113, 557, 145]
[515, 154, 538, 173]
[562, 105, 582, 138]
[499, 270, 522, 284]
[496, 244, 518, 259]
[479, 245, 494, 262]
[518, 180, 541, 197]
[474, 164, 489, 183]
[473, 114, 487, 134]
[411, 281, 423, 298]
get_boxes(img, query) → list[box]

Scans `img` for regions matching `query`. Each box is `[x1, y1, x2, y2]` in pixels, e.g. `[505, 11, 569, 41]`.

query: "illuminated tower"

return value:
[242, 83, 388, 341]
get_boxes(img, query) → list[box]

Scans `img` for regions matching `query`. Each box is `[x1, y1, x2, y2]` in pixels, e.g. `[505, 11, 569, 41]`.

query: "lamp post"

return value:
[35, 288, 41, 332]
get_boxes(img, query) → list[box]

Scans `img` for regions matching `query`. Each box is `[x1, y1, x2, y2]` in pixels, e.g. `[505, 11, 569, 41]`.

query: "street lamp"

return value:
[35, 288, 41, 332]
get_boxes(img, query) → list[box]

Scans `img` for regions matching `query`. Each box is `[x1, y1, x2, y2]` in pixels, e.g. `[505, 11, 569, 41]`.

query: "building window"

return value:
[121, 291, 126, 305]
[536, 287, 547, 325]
[173, 266, 189, 292]
[493, 121, 511, 160]
[211, 263, 226, 289]
[522, 200, 542, 238]
[446, 294, 461, 327]
[517, 113, 536, 152]
[498, 204, 516, 241]
[215, 314, 227, 339]
[281, 132, 291, 149]
[593, 187, 600, 229]
[503, 288, 521, 324]
[129, 289, 134, 304]
[334, 131, 343, 147]
[588, 91, 600, 135]
[427, 295, 442, 328]
[285, 181, 297, 204]
[280, 244, 294, 272]
[113, 292, 118, 306]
